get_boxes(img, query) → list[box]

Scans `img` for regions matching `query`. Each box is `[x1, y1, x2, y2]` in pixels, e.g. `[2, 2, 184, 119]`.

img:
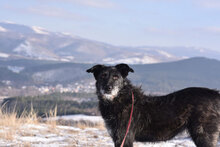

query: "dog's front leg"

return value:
[113, 131, 134, 147]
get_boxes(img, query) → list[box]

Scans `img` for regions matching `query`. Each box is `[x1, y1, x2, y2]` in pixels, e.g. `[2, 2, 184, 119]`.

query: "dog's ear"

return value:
[116, 63, 134, 78]
[86, 64, 105, 80]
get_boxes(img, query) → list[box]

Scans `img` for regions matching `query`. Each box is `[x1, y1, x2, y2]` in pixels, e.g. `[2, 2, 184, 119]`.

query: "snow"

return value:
[0, 115, 219, 146]
[64, 56, 75, 60]
[0, 26, 7, 32]
[157, 50, 174, 58]
[32, 26, 49, 35]
[60, 32, 77, 38]
[59, 55, 75, 62]
[0, 123, 112, 146]
[55, 114, 103, 123]
[0, 52, 9, 58]
[61, 32, 72, 36]
[13, 41, 35, 56]
[103, 55, 160, 64]
[7, 66, 25, 73]
[13, 41, 58, 60]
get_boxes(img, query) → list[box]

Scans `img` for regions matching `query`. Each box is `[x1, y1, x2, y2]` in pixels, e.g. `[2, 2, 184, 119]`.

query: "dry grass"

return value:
[45, 105, 57, 129]
[23, 142, 31, 147]
[0, 106, 38, 125]
[0, 105, 39, 140]
[0, 129, 14, 140]
[0, 104, 106, 146]
[74, 120, 105, 130]
[56, 118, 105, 130]
[0, 104, 59, 141]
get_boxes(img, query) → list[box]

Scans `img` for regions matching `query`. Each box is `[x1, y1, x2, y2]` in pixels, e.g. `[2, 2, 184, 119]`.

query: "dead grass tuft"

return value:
[0, 103, 106, 145]
[45, 105, 57, 129]
[0, 129, 14, 140]
[0, 104, 39, 140]
[74, 120, 105, 130]
[57, 119, 105, 130]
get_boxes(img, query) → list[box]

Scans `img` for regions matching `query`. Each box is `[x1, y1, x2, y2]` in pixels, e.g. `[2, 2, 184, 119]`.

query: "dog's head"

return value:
[87, 64, 134, 101]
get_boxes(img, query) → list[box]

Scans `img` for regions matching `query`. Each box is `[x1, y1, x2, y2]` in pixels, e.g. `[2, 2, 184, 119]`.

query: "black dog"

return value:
[87, 64, 220, 147]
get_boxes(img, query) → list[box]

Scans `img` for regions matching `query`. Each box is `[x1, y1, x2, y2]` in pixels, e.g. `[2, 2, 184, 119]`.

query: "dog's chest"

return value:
[103, 116, 117, 137]
[98, 99, 128, 137]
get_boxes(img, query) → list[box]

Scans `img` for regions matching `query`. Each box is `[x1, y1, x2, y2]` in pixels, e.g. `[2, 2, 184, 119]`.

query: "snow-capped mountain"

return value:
[1, 22, 220, 64]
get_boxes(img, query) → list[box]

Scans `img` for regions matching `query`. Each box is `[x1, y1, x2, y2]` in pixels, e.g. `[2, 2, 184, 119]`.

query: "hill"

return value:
[1, 22, 220, 64]
[130, 57, 220, 93]
[0, 57, 220, 95]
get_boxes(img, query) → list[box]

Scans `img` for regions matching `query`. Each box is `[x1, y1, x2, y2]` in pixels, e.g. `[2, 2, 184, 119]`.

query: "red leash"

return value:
[120, 91, 134, 147]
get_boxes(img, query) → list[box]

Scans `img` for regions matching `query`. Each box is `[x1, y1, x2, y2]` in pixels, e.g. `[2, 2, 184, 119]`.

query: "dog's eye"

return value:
[113, 75, 119, 80]
[101, 73, 107, 79]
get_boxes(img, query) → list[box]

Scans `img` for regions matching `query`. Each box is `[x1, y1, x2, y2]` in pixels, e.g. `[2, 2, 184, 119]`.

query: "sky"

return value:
[0, 0, 220, 51]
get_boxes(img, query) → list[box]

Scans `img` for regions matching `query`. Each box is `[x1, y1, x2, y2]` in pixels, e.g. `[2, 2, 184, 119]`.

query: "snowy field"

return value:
[0, 115, 219, 147]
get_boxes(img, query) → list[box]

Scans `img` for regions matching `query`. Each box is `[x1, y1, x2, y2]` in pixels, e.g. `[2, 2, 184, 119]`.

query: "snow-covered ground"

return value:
[0, 115, 219, 147]
[54, 114, 103, 122]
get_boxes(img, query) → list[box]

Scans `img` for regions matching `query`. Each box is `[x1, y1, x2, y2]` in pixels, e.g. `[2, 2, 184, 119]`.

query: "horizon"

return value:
[0, 0, 220, 52]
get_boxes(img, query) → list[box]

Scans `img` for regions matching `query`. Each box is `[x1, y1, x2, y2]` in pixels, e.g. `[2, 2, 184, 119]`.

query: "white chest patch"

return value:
[100, 86, 119, 101]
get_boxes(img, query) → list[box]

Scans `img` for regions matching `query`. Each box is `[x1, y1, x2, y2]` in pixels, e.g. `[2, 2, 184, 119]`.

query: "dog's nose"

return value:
[106, 86, 113, 92]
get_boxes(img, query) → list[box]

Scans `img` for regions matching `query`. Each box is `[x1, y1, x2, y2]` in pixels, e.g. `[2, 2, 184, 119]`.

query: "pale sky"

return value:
[0, 0, 220, 51]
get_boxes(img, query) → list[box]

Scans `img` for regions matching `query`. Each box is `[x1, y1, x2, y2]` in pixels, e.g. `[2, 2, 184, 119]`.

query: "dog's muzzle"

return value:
[100, 86, 119, 100]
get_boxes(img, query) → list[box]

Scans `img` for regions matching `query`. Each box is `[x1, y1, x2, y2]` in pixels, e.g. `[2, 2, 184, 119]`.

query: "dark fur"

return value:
[87, 64, 220, 147]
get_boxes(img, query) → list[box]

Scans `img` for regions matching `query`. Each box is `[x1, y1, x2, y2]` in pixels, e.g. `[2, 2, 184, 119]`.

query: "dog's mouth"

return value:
[100, 87, 119, 100]
[104, 90, 112, 94]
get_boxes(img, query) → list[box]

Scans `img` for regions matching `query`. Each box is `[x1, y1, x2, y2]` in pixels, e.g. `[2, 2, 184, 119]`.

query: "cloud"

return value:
[39, 0, 116, 9]
[74, 0, 116, 8]
[142, 0, 220, 9]
[29, 6, 88, 21]
[193, 0, 220, 9]
[197, 27, 220, 34]
[144, 27, 179, 35]
[206, 27, 220, 33]
[4, 5, 90, 21]
[141, 0, 178, 2]
[145, 26, 220, 36]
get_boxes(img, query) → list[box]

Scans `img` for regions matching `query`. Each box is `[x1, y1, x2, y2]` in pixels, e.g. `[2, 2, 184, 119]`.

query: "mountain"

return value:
[1, 22, 220, 64]
[130, 57, 220, 93]
[1, 57, 220, 95]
